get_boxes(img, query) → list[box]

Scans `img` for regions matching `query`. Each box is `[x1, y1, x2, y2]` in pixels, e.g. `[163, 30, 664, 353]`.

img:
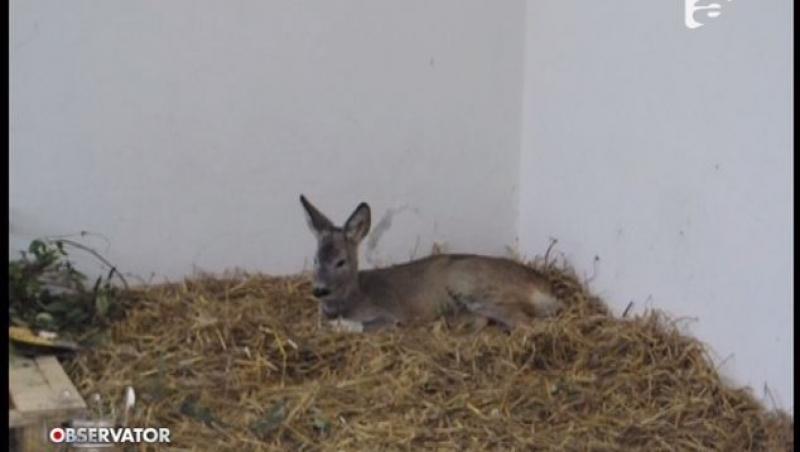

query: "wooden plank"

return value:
[34, 356, 86, 411]
[10, 355, 88, 451]
[9, 355, 88, 436]
[10, 406, 87, 428]
[10, 356, 51, 412]
[10, 355, 86, 413]
[21, 418, 50, 452]
[9, 408, 25, 428]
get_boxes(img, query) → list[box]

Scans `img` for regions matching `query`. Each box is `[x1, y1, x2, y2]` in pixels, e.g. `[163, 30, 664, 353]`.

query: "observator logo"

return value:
[49, 426, 171, 445]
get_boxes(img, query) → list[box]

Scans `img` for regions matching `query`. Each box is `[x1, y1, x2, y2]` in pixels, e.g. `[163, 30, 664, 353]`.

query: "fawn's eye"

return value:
[335, 259, 346, 268]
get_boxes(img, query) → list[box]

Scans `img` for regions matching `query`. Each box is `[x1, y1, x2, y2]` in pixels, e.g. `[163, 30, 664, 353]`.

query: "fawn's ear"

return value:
[344, 202, 371, 244]
[300, 195, 334, 239]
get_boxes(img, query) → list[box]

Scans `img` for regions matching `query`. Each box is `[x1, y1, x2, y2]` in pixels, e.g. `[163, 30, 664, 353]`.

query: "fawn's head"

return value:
[299, 195, 371, 318]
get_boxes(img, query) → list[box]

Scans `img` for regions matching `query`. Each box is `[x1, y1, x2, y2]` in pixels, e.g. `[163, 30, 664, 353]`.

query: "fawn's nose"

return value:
[312, 287, 331, 298]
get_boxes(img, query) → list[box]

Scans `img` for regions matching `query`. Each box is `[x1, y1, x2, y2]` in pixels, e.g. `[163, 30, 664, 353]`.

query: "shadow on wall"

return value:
[364, 204, 425, 267]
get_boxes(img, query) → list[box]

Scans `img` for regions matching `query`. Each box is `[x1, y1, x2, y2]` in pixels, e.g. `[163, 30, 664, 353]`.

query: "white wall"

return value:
[518, 1, 793, 411]
[10, 1, 526, 280]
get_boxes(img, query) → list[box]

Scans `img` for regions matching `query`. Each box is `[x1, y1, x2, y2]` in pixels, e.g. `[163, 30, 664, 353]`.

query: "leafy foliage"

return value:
[9, 239, 125, 340]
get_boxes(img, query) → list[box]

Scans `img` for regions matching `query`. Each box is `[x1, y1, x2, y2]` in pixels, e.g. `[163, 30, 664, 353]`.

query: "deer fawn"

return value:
[300, 195, 563, 332]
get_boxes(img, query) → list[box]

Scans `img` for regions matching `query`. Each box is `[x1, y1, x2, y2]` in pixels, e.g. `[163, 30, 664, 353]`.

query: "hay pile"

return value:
[65, 261, 793, 451]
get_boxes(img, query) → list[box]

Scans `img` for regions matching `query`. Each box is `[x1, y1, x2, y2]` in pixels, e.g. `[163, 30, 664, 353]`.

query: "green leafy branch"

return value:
[9, 239, 129, 340]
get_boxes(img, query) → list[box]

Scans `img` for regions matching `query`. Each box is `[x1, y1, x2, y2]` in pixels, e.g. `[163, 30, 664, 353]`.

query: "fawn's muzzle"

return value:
[312, 287, 331, 298]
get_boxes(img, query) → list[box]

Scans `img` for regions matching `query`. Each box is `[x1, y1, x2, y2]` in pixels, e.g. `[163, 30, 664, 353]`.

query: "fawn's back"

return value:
[355, 253, 561, 328]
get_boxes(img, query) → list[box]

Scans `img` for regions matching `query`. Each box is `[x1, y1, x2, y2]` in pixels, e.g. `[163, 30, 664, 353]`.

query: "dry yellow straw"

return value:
[65, 261, 793, 451]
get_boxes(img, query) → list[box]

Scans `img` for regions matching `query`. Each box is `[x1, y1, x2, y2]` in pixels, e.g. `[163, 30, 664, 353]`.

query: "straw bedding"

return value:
[64, 260, 793, 451]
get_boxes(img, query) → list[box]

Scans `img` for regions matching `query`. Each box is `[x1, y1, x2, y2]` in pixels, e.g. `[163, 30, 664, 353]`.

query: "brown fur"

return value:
[300, 195, 563, 331]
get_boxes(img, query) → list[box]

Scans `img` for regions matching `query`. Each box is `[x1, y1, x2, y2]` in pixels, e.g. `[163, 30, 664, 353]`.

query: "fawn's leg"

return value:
[450, 292, 530, 333]
[361, 316, 398, 332]
[470, 315, 490, 334]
